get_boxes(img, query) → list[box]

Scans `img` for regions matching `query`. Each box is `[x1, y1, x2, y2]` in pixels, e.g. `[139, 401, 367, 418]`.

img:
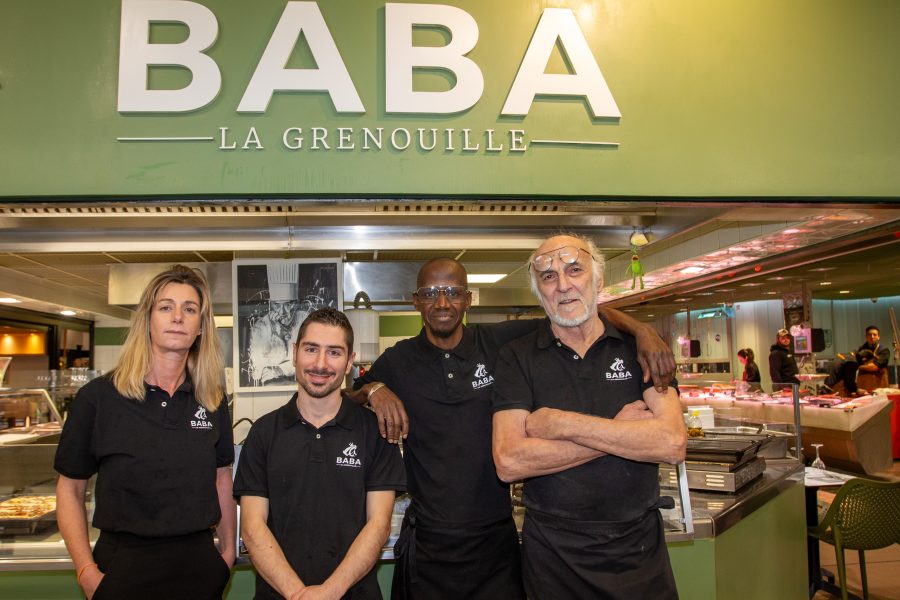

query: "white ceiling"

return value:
[0, 199, 897, 322]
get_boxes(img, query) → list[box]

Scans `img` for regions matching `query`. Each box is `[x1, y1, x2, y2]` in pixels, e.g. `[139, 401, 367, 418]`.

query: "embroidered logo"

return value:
[190, 405, 213, 430]
[605, 357, 633, 381]
[471, 362, 494, 390]
[336, 442, 362, 468]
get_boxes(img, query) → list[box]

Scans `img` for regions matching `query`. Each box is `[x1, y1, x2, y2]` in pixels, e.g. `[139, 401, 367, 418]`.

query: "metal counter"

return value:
[0, 461, 803, 570]
[684, 459, 803, 539]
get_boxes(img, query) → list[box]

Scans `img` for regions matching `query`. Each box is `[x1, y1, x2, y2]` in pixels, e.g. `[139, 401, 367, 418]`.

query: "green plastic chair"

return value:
[807, 478, 900, 600]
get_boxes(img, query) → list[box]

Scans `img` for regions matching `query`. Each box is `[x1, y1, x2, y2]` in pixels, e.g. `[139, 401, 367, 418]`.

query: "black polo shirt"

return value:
[54, 374, 234, 537]
[233, 395, 405, 599]
[354, 321, 537, 527]
[492, 317, 660, 522]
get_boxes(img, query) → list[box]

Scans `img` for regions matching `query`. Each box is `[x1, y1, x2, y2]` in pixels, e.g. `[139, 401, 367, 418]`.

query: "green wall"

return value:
[1, 0, 898, 199]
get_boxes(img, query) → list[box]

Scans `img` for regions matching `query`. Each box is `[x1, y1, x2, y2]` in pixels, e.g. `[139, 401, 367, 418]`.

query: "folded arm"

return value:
[298, 490, 395, 600]
[240, 496, 306, 599]
[492, 409, 606, 482]
[525, 387, 687, 465]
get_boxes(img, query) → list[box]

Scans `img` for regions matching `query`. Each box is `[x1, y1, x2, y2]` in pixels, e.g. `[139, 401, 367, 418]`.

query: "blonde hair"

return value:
[112, 265, 224, 412]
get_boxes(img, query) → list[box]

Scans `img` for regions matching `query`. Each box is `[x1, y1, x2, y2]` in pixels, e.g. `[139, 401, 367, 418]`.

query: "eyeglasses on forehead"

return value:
[414, 285, 468, 301]
[532, 245, 593, 273]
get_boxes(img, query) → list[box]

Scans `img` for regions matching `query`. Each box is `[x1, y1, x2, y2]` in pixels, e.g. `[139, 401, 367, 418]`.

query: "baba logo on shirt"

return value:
[336, 442, 362, 468]
[606, 357, 633, 381]
[190, 405, 213, 430]
[471, 362, 494, 390]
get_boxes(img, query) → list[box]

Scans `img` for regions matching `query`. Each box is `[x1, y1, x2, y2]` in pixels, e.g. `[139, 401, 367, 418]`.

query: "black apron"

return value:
[521, 499, 678, 600]
[391, 504, 525, 600]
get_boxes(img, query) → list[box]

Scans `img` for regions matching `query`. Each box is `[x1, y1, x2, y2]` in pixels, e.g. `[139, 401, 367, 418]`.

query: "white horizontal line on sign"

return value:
[116, 137, 215, 142]
[530, 139, 619, 147]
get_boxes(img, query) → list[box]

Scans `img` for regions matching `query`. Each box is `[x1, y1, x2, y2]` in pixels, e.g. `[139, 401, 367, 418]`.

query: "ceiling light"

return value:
[629, 230, 650, 247]
[740, 283, 763, 287]
[0, 298, 22, 304]
[646, 314, 655, 317]
[714, 288, 735, 293]
[679, 266, 704, 274]
[674, 298, 691, 302]
[839, 290, 851, 294]
[810, 267, 836, 272]
[819, 281, 832, 286]
[782, 229, 801, 234]
[694, 292, 714, 296]
[59, 310, 76, 316]
[467, 274, 507, 284]
[765, 291, 779, 295]
[767, 276, 786, 281]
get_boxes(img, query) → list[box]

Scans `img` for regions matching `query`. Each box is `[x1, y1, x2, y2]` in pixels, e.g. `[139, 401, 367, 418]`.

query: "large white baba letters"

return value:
[118, 0, 221, 112]
[117, 1, 619, 118]
[501, 8, 621, 118]
[237, 2, 364, 113]
[385, 3, 483, 114]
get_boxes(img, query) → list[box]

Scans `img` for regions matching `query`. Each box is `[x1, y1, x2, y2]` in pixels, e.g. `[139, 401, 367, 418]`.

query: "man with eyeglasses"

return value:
[492, 234, 686, 600]
[351, 255, 675, 600]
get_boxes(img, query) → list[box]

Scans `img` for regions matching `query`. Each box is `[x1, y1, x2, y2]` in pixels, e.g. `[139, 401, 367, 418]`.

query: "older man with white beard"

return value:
[492, 233, 687, 600]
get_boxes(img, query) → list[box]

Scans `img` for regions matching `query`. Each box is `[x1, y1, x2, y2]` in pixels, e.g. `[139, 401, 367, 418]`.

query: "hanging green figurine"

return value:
[625, 245, 645, 289]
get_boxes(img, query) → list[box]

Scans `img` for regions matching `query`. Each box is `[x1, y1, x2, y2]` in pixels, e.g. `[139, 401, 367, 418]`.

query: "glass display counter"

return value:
[0, 389, 64, 446]
[677, 380, 893, 474]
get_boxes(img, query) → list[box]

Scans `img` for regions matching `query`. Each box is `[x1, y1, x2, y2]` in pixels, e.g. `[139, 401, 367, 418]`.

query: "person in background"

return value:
[769, 328, 800, 388]
[235, 308, 405, 600]
[55, 265, 236, 600]
[856, 325, 890, 389]
[491, 234, 686, 599]
[823, 353, 860, 397]
[737, 348, 761, 386]
[351, 254, 675, 600]
[854, 349, 885, 393]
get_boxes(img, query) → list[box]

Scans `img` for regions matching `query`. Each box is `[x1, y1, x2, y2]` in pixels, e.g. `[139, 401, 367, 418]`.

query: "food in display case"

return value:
[0, 495, 56, 519]
[0, 389, 63, 442]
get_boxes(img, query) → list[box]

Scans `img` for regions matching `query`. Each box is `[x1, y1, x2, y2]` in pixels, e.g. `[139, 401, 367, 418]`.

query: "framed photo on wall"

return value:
[232, 259, 342, 392]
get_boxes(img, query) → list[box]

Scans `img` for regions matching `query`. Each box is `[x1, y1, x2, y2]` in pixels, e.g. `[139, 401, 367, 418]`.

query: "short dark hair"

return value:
[296, 307, 354, 351]
[865, 325, 880, 335]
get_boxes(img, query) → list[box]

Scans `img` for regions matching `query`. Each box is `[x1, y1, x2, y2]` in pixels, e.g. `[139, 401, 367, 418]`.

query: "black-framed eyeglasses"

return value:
[414, 285, 468, 303]
[532, 245, 593, 273]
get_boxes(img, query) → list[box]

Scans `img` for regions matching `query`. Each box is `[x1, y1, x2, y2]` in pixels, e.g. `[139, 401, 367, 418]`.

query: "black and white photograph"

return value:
[232, 259, 341, 391]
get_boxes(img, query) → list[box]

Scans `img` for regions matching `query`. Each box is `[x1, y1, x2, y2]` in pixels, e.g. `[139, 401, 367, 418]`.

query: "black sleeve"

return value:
[214, 398, 235, 468]
[53, 385, 100, 479]
[768, 352, 781, 383]
[746, 363, 761, 383]
[364, 415, 406, 492]
[484, 319, 541, 347]
[491, 342, 536, 413]
[353, 346, 397, 391]
[232, 419, 269, 499]
[875, 347, 890, 370]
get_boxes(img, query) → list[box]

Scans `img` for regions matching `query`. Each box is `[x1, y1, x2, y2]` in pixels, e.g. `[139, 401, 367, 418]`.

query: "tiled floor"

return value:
[811, 460, 900, 600]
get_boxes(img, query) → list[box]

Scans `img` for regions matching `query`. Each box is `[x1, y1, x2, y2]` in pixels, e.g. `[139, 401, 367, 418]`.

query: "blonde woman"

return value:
[55, 265, 236, 600]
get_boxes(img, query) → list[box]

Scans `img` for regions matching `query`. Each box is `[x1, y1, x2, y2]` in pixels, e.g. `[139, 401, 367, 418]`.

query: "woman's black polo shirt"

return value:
[233, 395, 405, 597]
[54, 374, 234, 537]
[492, 317, 660, 523]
